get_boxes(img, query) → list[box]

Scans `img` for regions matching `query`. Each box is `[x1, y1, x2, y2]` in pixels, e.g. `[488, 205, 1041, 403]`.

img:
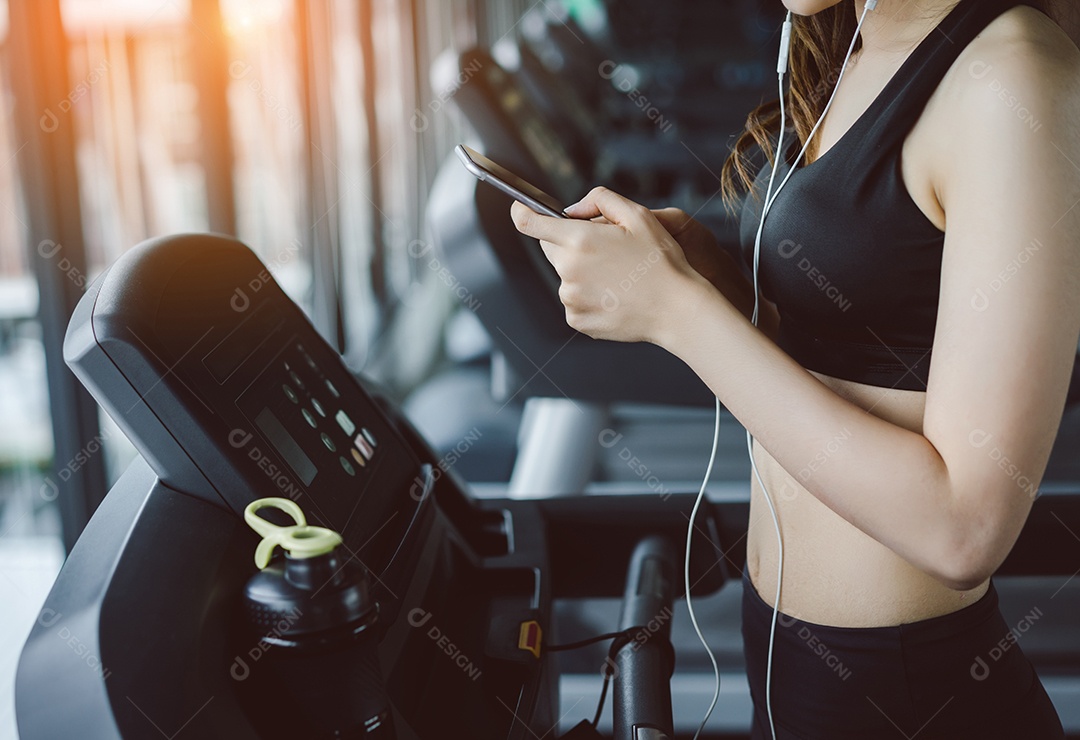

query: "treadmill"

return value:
[15, 234, 740, 740]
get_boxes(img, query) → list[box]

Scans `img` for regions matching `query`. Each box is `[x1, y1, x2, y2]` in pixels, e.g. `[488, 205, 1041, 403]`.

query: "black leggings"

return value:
[740, 568, 1064, 739]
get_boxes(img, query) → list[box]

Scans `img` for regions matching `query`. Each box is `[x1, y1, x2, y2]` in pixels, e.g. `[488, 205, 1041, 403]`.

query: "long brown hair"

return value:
[719, 0, 1079, 209]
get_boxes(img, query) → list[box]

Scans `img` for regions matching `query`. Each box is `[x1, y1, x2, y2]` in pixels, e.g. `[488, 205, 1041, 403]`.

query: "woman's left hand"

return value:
[510, 186, 712, 345]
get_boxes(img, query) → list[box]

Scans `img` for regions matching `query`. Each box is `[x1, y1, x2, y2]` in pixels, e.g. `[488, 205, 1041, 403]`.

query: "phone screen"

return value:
[455, 144, 568, 218]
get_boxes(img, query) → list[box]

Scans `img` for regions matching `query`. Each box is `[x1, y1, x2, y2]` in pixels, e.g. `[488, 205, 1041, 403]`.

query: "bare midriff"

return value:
[744, 369, 990, 628]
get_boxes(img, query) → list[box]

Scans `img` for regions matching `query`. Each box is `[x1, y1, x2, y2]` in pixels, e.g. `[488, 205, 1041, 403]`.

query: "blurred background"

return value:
[0, 0, 543, 732]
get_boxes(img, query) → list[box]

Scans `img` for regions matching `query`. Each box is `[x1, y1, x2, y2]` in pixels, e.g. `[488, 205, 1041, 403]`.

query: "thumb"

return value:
[563, 200, 602, 219]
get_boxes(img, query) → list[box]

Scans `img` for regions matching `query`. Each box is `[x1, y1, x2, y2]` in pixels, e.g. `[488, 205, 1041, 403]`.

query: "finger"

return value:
[564, 200, 602, 219]
[650, 207, 692, 235]
[564, 186, 646, 226]
[511, 200, 603, 246]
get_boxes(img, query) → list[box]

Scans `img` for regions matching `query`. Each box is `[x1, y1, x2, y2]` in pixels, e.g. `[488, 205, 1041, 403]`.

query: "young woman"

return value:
[511, 0, 1080, 736]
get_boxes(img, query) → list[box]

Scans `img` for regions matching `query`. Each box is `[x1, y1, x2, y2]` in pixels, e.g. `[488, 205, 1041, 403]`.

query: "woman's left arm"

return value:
[511, 40, 1080, 591]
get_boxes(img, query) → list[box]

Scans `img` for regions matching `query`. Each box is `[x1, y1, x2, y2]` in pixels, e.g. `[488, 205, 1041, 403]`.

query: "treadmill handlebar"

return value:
[613, 536, 677, 740]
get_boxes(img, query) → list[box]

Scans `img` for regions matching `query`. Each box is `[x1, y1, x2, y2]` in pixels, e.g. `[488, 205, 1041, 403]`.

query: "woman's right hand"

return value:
[650, 207, 778, 334]
[650, 208, 730, 294]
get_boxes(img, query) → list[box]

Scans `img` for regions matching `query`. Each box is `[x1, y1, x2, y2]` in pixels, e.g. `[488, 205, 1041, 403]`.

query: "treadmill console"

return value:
[17, 233, 564, 740]
[64, 234, 426, 576]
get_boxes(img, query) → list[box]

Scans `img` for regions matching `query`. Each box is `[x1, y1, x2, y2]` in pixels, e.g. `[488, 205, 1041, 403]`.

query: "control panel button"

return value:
[298, 344, 318, 371]
[354, 434, 374, 461]
[302, 408, 317, 428]
[283, 384, 298, 403]
[321, 432, 336, 452]
[335, 409, 355, 436]
[339, 456, 356, 476]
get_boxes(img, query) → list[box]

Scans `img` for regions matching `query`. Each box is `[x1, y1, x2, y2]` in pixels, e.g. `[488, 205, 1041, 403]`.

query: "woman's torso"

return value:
[742, 2, 1057, 628]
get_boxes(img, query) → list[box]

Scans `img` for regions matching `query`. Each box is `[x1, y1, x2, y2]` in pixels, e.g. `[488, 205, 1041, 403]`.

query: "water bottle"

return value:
[242, 497, 396, 738]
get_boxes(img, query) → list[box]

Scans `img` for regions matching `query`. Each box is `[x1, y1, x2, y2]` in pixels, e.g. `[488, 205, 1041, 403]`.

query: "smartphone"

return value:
[454, 144, 569, 219]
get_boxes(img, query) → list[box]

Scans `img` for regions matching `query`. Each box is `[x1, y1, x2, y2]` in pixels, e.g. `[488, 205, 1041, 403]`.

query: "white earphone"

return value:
[684, 3, 876, 738]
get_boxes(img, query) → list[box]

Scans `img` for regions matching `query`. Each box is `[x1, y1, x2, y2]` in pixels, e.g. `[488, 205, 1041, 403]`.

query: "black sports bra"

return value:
[739, 0, 1034, 391]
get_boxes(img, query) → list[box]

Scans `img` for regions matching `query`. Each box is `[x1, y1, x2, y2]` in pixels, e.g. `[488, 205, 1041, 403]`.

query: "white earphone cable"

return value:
[748, 5, 874, 738]
[686, 395, 722, 740]
[748, 33, 790, 740]
[685, 3, 875, 738]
